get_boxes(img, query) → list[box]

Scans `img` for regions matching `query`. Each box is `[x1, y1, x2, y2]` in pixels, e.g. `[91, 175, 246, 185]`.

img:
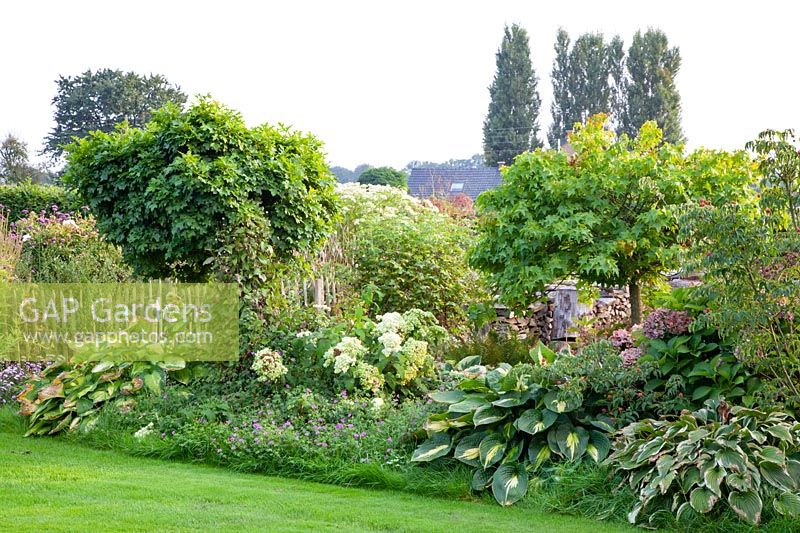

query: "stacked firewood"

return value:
[496, 302, 553, 340]
[588, 288, 631, 332]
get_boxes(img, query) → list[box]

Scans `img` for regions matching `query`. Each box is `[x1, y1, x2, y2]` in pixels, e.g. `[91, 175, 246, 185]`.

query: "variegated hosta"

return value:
[609, 398, 800, 526]
[411, 354, 613, 506]
[17, 358, 202, 436]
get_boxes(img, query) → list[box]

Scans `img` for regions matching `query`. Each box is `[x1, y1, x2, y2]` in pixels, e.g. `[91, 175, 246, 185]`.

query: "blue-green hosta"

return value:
[609, 398, 800, 526]
[411, 352, 613, 506]
[18, 359, 204, 436]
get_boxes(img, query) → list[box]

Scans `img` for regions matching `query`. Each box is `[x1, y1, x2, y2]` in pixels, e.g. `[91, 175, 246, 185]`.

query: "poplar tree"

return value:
[483, 24, 542, 166]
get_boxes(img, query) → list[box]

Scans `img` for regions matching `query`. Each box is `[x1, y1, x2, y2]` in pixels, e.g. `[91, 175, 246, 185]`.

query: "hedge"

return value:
[0, 183, 83, 220]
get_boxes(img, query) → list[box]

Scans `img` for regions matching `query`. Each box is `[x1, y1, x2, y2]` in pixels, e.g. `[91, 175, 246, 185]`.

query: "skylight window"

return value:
[450, 182, 464, 192]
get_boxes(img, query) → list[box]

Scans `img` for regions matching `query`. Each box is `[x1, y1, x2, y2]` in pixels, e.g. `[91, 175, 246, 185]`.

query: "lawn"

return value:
[0, 427, 634, 533]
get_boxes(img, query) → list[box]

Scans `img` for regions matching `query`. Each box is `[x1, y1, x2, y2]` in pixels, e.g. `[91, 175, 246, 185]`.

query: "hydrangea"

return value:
[642, 309, 694, 339]
[354, 362, 385, 393]
[378, 331, 403, 356]
[375, 312, 405, 336]
[610, 328, 634, 349]
[323, 336, 368, 375]
[251, 348, 289, 382]
[620, 347, 643, 367]
[396, 339, 432, 385]
[134, 422, 154, 439]
[333, 353, 357, 374]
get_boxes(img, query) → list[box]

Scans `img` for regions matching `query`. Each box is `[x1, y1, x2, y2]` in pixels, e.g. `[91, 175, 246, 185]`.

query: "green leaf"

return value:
[449, 396, 488, 414]
[587, 430, 611, 462]
[91, 361, 115, 373]
[411, 433, 452, 462]
[429, 390, 466, 404]
[527, 441, 551, 470]
[471, 467, 494, 492]
[543, 390, 581, 414]
[728, 490, 762, 525]
[689, 487, 719, 514]
[763, 424, 794, 442]
[704, 465, 726, 496]
[491, 463, 528, 506]
[456, 356, 482, 370]
[773, 492, 800, 517]
[473, 405, 508, 426]
[530, 341, 556, 365]
[492, 391, 530, 408]
[142, 372, 162, 395]
[514, 408, 558, 435]
[760, 462, 796, 491]
[691, 385, 712, 401]
[454, 432, 486, 467]
[716, 449, 746, 472]
[479, 434, 506, 469]
[555, 422, 589, 462]
[757, 446, 786, 465]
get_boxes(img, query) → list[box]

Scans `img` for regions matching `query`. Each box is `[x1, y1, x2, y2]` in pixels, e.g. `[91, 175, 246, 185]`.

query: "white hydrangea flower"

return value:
[134, 422, 154, 439]
[378, 331, 403, 356]
[375, 312, 405, 336]
[333, 353, 357, 374]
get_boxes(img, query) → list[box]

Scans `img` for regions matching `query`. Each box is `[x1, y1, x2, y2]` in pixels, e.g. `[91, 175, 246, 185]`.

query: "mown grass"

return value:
[0, 414, 635, 532]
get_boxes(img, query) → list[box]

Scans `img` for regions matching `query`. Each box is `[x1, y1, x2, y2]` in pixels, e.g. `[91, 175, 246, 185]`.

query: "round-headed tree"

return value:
[62, 97, 338, 282]
[357, 166, 407, 190]
[469, 114, 754, 324]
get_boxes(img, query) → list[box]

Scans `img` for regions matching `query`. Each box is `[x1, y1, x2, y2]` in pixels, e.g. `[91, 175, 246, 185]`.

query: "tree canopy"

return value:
[483, 24, 542, 166]
[62, 98, 337, 281]
[470, 114, 754, 323]
[357, 166, 407, 189]
[43, 69, 187, 161]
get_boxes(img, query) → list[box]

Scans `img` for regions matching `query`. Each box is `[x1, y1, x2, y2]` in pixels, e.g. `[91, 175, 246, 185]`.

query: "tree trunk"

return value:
[629, 282, 642, 325]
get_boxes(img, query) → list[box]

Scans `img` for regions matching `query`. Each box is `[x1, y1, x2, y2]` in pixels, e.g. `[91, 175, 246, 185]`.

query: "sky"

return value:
[2, 0, 799, 170]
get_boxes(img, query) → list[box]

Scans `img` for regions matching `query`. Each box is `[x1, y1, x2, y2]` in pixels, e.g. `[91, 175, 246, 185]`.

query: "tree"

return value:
[330, 166, 356, 183]
[0, 135, 49, 184]
[404, 154, 486, 172]
[43, 69, 187, 161]
[548, 30, 625, 147]
[62, 98, 338, 282]
[470, 114, 754, 324]
[621, 29, 683, 143]
[358, 166, 408, 189]
[483, 24, 542, 166]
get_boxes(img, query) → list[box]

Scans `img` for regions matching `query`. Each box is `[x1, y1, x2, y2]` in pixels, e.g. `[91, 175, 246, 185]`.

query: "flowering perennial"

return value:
[252, 348, 289, 382]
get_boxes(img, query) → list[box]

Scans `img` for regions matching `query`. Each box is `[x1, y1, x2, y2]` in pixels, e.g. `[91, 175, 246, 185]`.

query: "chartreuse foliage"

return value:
[610, 398, 800, 526]
[17, 359, 205, 436]
[412, 350, 614, 506]
[470, 114, 756, 322]
[62, 97, 337, 281]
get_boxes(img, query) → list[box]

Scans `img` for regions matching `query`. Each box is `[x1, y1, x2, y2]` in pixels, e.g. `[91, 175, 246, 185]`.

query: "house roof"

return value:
[407, 167, 503, 200]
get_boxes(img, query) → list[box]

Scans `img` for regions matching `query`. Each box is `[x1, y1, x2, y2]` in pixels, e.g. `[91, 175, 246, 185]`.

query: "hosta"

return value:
[412, 351, 613, 506]
[17, 358, 203, 436]
[609, 398, 800, 525]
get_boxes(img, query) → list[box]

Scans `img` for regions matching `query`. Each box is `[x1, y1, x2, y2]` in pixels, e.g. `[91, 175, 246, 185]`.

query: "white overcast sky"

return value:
[2, 0, 798, 169]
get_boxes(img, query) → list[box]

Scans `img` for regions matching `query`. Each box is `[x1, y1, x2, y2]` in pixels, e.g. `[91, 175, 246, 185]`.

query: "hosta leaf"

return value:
[763, 424, 794, 442]
[473, 405, 508, 426]
[423, 413, 450, 433]
[491, 463, 528, 506]
[37, 383, 65, 401]
[471, 467, 494, 491]
[716, 448, 746, 472]
[429, 390, 465, 404]
[514, 408, 557, 435]
[142, 372, 162, 395]
[448, 412, 474, 429]
[492, 391, 530, 408]
[479, 434, 506, 469]
[726, 472, 753, 492]
[555, 422, 589, 462]
[589, 417, 615, 433]
[543, 390, 581, 413]
[454, 432, 486, 467]
[773, 492, 800, 517]
[681, 466, 702, 492]
[526, 438, 550, 469]
[689, 487, 719, 514]
[411, 433, 452, 462]
[760, 462, 796, 491]
[757, 446, 786, 465]
[458, 379, 489, 392]
[91, 361, 115, 373]
[587, 430, 611, 463]
[449, 396, 488, 414]
[787, 459, 800, 487]
[704, 465, 726, 496]
[455, 356, 481, 370]
[728, 490, 762, 525]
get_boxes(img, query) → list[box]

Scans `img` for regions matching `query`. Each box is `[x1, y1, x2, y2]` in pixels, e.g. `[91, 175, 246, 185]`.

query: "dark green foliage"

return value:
[42, 69, 187, 160]
[0, 183, 81, 220]
[610, 398, 800, 526]
[436, 332, 538, 368]
[413, 349, 617, 505]
[548, 30, 626, 147]
[483, 24, 542, 166]
[357, 166, 408, 189]
[621, 29, 684, 143]
[63, 97, 338, 281]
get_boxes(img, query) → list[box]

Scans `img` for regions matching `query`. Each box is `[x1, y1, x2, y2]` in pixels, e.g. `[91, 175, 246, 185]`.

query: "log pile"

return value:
[587, 288, 631, 332]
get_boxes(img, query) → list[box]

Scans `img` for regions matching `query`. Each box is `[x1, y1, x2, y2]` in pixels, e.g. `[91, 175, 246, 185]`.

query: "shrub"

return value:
[412, 349, 616, 506]
[0, 183, 82, 221]
[282, 307, 447, 396]
[63, 97, 337, 281]
[331, 184, 487, 330]
[0, 213, 21, 281]
[17, 359, 204, 436]
[610, 398, 800, 526]
[357, 166, 408, 189]
[13, 208, 131, 283]
[435, 331, 538, 368]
